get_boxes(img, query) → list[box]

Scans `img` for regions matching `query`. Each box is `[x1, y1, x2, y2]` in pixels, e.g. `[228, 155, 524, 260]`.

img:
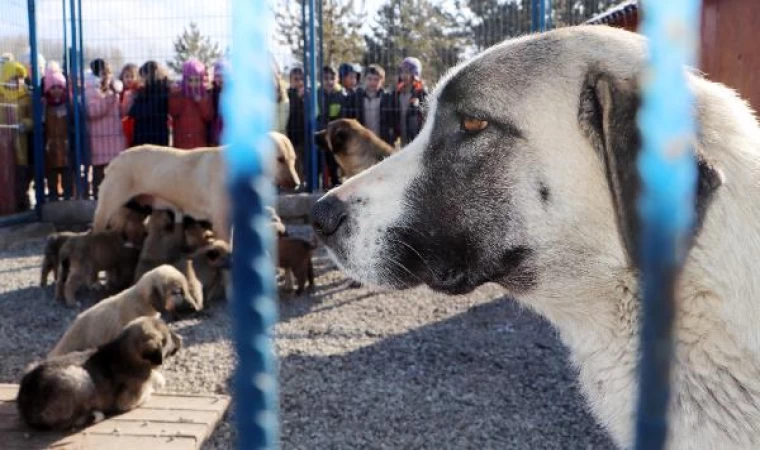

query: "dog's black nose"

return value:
[311, 196, 347, 237]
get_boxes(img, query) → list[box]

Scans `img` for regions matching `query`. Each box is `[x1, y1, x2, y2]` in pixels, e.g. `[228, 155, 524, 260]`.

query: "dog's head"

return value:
[311, 26, 723, 297]
[120, 316, 182, 368]
[315, 118, 394, 171]
[191, 240, 232, 270]
[182, 216, 215, 252]
[109, 205, 150, 246]
[271, 131, 300, 190]
[140, 264, 194, 313]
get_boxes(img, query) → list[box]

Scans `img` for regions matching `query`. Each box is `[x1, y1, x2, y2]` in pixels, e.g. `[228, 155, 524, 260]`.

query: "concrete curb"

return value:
[33, 192, 325, 226]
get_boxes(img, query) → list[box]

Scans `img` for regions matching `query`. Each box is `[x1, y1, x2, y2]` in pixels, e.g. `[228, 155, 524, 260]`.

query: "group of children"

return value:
[284, 57, 428, 189]
[0, 53, 229, 214]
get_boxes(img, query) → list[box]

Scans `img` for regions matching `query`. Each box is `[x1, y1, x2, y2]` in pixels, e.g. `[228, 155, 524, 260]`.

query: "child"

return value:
[209, 59, 228, 146]
[169, 58, 213, 150]
[273, 62, 290, 135]
[42, 62, 72, 200]
[286, 67, 306, 184]
[394, 57, 428, 146]
[127, 61, 170, 146]
[119, 63, 139, 148]
[85, 59, 125, 199]
[362, 64, 395, 146]
[0, 61, 33, 213]
[317, 65, 344, 187]
[338, 62, 363, 121]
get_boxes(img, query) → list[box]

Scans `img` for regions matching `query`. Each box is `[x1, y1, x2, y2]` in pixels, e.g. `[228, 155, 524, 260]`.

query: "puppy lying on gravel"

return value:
[18, 316, 181, 430]
[49, 265, 193, 357]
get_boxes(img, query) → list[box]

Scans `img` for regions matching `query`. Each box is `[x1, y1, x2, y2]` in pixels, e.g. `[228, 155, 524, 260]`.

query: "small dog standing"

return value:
[49, 265, 193, 357]
[40, 231, 85, 287]
[17, 316, 181, 430]
[277, 236, 316, 296]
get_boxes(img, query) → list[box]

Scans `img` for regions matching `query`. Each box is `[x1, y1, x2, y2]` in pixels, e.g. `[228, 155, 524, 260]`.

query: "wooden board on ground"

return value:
[0, 383, 230, 450]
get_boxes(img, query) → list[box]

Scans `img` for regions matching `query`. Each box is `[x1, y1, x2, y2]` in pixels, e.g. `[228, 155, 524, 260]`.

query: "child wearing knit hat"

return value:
[42, 62, 72, 200]
[168, 58, 213, 149]
[395, 56, 428, 146]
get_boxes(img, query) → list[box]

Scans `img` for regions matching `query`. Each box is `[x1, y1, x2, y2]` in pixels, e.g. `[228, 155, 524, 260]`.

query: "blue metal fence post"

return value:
[306, 0, 319, 192]
[222, 0, 279, 448]
[27, 0, 45, 214]
[531, 0, 547, 32]
[68, 0, 83, 198]
[635, 1, 702, 449]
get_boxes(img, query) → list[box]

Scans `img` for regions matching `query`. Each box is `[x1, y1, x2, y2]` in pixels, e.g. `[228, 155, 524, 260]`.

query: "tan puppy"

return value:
[40, 231, 85, 287]
[56, 209, 148, 306]
[18, 316, 181, 430]
[92, 133, 299, 243]
[315, 118, 397, 179]
[277, 236, 316, 295]
[133, 210, 184, 282]
[49, 265, 193, 357]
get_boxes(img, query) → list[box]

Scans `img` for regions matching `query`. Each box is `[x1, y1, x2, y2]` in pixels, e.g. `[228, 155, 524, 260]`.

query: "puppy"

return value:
[49, 265, 193, 357]
[18, 316, 181, 430]
[56, 208, 148, 306]
[133, 210, 184, 282]
[315, 118, 397, 179]
[92, 133, 299, 243]
[188, 239, 232, 305]
[40, 231, 85, 287]
[277, 236, 316, 295]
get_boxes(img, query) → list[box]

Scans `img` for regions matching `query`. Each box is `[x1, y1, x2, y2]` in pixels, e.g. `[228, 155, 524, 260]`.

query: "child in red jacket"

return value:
[169, 58, 213, 150]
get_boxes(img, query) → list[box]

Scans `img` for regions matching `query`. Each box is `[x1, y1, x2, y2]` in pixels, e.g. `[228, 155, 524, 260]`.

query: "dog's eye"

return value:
[172, 287, 183, 296]
[461, 117, 489, 133]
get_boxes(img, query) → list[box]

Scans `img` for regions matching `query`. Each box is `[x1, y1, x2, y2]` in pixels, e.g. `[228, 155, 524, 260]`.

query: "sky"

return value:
[0, 0, 391, 73]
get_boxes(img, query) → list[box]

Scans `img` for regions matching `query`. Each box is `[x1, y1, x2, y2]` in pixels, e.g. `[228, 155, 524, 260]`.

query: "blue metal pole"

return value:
[77, 0, 88, 193]
[222, 0, 279, 448]
[635, 1, 702, 450]
[27, 0, 45, 215]
[68, 0, 83, 198]
[62, 0, 67, 71]
[306, 0, 318, 192]
[300, 0, 310, 191]
[531, 0, 539, 32]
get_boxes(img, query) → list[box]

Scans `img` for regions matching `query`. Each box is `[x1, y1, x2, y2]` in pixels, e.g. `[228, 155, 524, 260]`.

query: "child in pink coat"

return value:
[169, 58, 213, 149]
[85, 59, 125, 199]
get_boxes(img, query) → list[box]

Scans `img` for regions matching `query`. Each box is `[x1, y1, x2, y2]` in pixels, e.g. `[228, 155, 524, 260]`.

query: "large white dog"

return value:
[312, 26, 760, 449]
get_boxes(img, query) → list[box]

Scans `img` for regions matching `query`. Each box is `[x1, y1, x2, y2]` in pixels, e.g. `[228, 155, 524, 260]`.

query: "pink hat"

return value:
[181, 58, 206, 98]
[43, 62, 66, 93]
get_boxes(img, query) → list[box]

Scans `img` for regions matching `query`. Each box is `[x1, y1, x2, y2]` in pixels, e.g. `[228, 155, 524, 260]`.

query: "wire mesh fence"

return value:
[0, 0, 629, 213]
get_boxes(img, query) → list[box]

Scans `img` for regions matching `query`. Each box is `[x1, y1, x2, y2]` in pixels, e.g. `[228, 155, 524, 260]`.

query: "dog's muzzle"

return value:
[311, 196, 348, 238]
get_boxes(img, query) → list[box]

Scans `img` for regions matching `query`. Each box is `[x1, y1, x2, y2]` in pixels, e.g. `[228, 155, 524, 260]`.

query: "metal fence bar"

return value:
[27, 0, 45, 214]
[223, 0, 279, 448]
[635, 1, 702, 449]
[68, 0, 83, 198]
[306, 0, 318, 192]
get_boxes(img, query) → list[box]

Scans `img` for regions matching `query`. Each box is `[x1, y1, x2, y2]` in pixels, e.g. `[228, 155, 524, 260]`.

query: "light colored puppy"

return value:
[49, 265, 193, 357]
[312, 26, 760, 450]
[91, 133, 299, 243]
[18, 316, 181, 430]
[315, 118, 397, 179]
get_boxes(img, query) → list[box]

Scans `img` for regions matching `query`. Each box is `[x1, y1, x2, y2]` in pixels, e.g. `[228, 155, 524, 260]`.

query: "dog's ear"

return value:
[182, 215, 197, 228]
[579, 70, 723, 266]
[330, 125, 350, 154]
[315, 129, 330, 151]
[150, 283, 171, 312]
[198, 220, 214, 231]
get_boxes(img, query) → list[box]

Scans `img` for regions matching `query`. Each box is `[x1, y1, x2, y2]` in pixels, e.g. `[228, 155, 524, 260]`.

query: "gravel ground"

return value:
[0, 225, 615, 449]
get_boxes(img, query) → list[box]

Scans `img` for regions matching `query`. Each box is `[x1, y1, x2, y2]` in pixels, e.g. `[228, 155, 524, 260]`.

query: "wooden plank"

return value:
[0, 384, 18, 402]
[112, 408, 220, 425]
[143, 394, 229, 412]
[3, 430, 80, 450]
[83, 420, 209, 441]
[0, 401, 17, 417]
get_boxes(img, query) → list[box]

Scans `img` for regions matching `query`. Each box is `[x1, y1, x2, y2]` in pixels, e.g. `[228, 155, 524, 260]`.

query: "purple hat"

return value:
[400, 57, 422, 78]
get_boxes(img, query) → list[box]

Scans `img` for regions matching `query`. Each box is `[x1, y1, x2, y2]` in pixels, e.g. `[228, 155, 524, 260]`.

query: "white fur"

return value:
[321, 26, 760, 449]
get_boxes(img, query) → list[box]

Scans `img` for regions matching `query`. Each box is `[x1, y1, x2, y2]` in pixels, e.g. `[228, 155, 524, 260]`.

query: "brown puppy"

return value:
[49, 265, 193, 357]
[277, 236, 316, 295]
[315, 118, 397, 180]
[133, 210, 184, 282]
[18, 316, 181, 431]
[40, 231, 85, 287]
[189, 239, 232, 304]
[92, 133, 299, 243]
[56, 208, 148, 306]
